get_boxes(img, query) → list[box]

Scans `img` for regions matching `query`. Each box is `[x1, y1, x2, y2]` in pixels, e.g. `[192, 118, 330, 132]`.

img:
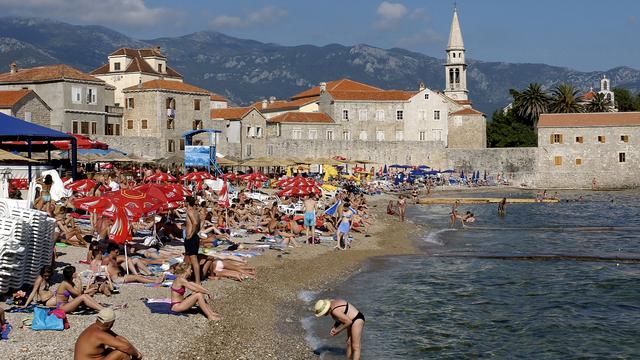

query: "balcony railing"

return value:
[105, 106, 124, 115]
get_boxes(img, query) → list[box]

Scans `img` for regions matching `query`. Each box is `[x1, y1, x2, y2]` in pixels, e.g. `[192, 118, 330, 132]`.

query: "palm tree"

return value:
[586, 92, 612, 112]
[514, 83, 550, 126]
[549, 84, 583, 113]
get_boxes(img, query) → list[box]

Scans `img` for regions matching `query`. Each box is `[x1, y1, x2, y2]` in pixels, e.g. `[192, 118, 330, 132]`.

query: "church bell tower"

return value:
[444, 6, 468, 101]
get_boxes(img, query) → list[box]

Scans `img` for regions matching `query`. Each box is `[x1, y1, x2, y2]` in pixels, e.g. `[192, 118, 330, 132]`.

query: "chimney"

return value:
[319, 82, 327, 93]
[261, 99, 268, 109]
[419, 82, 426, 91]
[269, 96, 276, 104]
[10, 61, 17, 74]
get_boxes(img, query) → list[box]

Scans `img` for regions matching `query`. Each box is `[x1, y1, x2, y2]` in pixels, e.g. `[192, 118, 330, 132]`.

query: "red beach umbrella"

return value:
[65, 179, 97, 194]
[180, 171, 215, 182]
[103, 189, 162, 219]
[145, 172, 177, 183]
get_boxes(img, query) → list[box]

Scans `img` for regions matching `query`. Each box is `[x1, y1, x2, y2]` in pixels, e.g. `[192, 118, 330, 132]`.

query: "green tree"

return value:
[586, 92, 612, 112]
[487, 109, 537, 147]
[549, 84, 583, 113]
[512, 83, 549, 126]
[612, 87, 638, 112]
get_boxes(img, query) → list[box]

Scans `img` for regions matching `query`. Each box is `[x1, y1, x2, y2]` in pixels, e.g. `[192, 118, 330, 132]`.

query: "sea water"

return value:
[302, 191, 640, 359]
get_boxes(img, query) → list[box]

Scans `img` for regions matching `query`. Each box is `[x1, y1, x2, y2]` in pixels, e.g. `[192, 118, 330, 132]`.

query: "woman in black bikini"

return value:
[315, 299, 365, 360]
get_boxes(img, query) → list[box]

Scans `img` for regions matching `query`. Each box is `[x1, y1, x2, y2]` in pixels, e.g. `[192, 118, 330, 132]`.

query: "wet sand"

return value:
[180, 196, 421, 359]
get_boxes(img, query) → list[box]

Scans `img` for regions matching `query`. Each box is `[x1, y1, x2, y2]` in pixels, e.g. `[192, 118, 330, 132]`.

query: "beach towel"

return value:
[323, 200, 341, 216]
[142, 298, 187, 316]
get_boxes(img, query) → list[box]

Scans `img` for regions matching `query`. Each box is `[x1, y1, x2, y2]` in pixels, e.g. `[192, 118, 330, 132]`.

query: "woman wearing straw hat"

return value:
[314, 299, 365, 360]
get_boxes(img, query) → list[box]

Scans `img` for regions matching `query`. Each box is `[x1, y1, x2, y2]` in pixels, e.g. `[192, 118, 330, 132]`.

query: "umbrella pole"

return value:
[124, 242, 129, 275]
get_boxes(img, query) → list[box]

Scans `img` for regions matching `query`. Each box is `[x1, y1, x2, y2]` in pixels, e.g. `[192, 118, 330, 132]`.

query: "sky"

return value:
[2, 0, 639, 71]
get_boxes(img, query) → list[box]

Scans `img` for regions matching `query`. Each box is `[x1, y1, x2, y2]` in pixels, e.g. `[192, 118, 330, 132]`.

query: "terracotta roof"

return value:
[450, 108, 484, 116]
[581, 91, 596, 101]
[109, 47, 166, 59]
[211, 107, 255, 120]
[123, 79, 209, 94]
[538, 112, 640, 128]
[454, 99, 472, 105]
[210, 93, 228, 102]
[91, 48, 182, 78]
[0, 64, 104, 84]
[267, 112, 334, 124]
[291, 79, 382, 100]
[252, 96, 319, 112]
[330, 90, 417, 101]
[0, 89, 32, 107]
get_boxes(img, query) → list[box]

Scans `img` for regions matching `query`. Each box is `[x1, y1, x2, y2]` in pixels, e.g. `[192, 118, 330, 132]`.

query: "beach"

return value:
[3, 195, 419, 359]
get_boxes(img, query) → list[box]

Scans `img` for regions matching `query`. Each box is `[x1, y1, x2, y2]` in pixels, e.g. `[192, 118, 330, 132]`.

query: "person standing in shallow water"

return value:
[397, 195, 406, 222]
[498, 197, 507, 216]
[315, 299, 365, 360]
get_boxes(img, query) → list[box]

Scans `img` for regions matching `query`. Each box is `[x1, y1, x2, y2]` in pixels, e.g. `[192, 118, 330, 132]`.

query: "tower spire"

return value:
[447, 7, 464, 50]
[444, 6, 468, 101]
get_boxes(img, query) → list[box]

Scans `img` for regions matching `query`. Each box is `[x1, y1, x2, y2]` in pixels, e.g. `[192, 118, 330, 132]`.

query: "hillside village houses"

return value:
[0, 63, 122, 135]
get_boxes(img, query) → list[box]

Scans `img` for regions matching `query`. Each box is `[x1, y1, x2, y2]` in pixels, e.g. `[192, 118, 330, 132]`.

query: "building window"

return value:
[106, 124, 114, 135]
[554, 156, 562, 166]
[376, 110, 384, 121]
[267, 144, 274, 156]
[158, 63, 163, 73]
[376, 131, 385, 141]
[127, 120, 133, 129]
[342, 109, 349, 121]
[194, 99, 201, 111]
[433, 129, 443, 141]
[192, 120, 202, 130]
[619, 152, 626, 163]
[72, 121, 78, 134]
[551, 134, 563, 144]
[126, 98, 135, 109]
[167, 140, 175, 153]
[396, 110, 403, 121]
[167, 118, 174, 129]
[79, 121, 88, 134]
[257, 127, 263, 138]
[419, 131, 426, 141]
[575, 136, 583, 143]
[91, 122, 97, 135]
[72, 87, 82, 104]
[276, 123, 282, 137]
[598, 135, 606, 143]
[247, 126, 254, 137]
[292, 129, 302, 139]
[179, 139, 185, 151]
[141, 119, 148, 129]
[308, 129, 318, 140]
[358, 109, 367, 121]
[395, 131, 404, 141]
[342, 131, 351, 140]
[433, 110, 440, 120]
[576, 158, 582, 165]
[246, 144, 252, 157]
[326, 130, 334, 140]
[115, 124, 120, 135]
[114, 62, 121, 71]
[424, 93, 429, 100]
[87, 87, 97, 104]
[359, 131, 367, 141]
[24, 112, 32, 122]
[621, 135, 629, 143]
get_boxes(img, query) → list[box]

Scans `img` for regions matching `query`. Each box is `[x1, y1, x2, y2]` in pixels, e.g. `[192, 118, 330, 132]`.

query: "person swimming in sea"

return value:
[461, 211, 475, 228]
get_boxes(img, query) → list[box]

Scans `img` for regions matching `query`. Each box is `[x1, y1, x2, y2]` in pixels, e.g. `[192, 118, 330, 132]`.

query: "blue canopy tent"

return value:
[0, 112, 77, 181]
[418, 165, 430, 169]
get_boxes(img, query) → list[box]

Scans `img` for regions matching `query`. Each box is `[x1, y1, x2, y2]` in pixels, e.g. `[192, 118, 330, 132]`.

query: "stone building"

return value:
[0, 89, 51, 126]
[253, 96, 319, 119]
[121, 79, 210, 157]
[0, 63, 121, 136]
[536, 112, 640, 189]
[91, 47, 183, 107]
[210, 107, 267, 159]
[210, 93, 228, 109]
[265, 112, 337, 156]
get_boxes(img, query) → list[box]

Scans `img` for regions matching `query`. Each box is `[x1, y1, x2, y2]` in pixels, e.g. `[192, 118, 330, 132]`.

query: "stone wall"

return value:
[447, 113, 486, 149]
[446, 147, 538, 185]
[14, 93, 50, 127]
[93, 135, 165, 159]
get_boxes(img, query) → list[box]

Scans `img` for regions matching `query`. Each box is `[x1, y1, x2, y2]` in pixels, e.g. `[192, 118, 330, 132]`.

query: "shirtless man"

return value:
[498, 198, 507, 216]
[185, 197, 202, 284]
[397, 195, 406, 222]
[75, 308, 142, 360]
[303, 195, 317, 244]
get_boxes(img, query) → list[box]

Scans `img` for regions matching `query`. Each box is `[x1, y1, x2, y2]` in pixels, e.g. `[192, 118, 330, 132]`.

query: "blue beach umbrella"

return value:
[418, 165, 430, 169]
[484, 170, 487, 181]
[383, 164, 388, 174]
[460, 170, 465, 179]
[441, 169, 455, 174]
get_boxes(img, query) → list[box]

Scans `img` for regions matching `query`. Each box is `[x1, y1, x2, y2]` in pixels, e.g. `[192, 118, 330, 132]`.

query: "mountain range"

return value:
[1, 17, 640, 117]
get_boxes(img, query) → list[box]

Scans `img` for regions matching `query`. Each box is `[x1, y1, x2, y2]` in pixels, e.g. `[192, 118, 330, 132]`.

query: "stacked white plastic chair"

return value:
[0, 199, 55, 293]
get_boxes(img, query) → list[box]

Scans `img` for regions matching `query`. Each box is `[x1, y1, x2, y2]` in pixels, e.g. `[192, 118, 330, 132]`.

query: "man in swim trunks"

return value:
[303, 194, 317, 244]
[185, 197, 202, 284]
[74, 308, 142, 360]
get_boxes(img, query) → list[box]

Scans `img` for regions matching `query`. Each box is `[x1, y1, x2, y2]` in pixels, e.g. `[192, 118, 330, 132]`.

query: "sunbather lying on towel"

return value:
[200, 255, 256, 282]
[105, 245, 163, 285]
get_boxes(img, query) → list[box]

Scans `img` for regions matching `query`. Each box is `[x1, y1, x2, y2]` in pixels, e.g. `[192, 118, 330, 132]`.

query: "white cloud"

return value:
[210, 5, 288, 29]
[0, 0, 175, 28]
[375, 1, 408, 30]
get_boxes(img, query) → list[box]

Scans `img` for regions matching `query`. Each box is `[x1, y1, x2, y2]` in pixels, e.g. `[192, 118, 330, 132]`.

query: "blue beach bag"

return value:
[31, 307, 64, 331]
